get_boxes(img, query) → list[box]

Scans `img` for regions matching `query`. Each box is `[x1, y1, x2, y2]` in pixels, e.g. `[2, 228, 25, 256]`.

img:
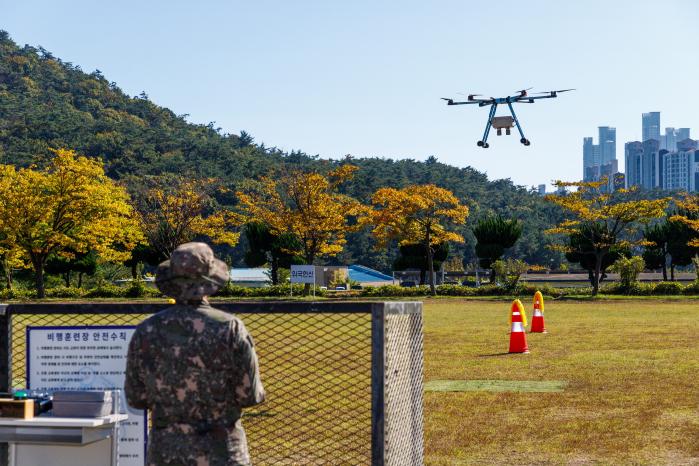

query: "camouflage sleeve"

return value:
[124, 329, 148, 410]
[231, 320, 265, 408]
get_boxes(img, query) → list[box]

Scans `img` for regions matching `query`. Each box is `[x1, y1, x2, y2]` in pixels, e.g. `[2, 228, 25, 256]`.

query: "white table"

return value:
[0, 414, 128, 466]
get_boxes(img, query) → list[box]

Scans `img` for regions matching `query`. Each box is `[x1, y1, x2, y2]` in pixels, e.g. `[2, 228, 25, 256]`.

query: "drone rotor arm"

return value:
[443, 99, 487, 105]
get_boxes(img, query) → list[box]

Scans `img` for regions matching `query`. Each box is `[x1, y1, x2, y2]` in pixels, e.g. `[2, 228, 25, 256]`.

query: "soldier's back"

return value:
[126, 303, 263, 466]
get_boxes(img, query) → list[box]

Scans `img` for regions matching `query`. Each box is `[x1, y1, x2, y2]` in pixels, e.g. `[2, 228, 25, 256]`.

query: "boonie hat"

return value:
[155, 242, 229, 301]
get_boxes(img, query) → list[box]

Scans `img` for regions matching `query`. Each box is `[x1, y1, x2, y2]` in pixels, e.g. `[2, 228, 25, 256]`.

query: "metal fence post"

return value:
[0, 303, 10, 466]
[371, 303, 386, 466]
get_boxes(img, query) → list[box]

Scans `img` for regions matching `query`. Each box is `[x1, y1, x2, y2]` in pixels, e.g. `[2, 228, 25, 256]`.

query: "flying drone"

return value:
[441, 88, 574, 148]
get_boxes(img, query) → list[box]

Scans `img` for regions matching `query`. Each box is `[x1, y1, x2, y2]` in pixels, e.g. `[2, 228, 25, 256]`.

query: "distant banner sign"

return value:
[290, 265, 316, 284]
[27, 325, 146, 466]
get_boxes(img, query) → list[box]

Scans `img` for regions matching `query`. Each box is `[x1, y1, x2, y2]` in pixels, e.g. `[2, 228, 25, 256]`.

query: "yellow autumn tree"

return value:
[236, 165, 367, 266]
[0, 149, 142, 297]
[545, 180, 669, 295]
[671, 195, 699, 246]
[129, 176, 241, 262]
[368, 184, 469, 295]
[0, 241, 24, 290]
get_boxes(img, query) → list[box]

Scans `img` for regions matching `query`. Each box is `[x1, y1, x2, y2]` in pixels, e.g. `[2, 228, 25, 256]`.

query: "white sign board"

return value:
[290, 265, 316, 284]
[27, 325, 146, 466]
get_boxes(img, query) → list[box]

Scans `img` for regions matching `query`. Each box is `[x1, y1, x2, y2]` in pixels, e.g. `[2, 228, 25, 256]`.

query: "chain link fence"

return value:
[0, 301, 422, 465]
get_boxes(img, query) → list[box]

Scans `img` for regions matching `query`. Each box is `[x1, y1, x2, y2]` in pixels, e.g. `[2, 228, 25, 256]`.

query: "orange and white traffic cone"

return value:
[509, 299, 529, 354]
[530, 290, 547, 333]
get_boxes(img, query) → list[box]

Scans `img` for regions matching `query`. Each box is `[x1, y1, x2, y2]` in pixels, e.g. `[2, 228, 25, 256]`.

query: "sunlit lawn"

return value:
[9, 299, 699, 464]
[423, 299, 699, 465]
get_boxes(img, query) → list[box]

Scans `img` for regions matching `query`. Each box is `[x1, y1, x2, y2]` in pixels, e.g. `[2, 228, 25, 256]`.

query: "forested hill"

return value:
[0, 31, 563, 271]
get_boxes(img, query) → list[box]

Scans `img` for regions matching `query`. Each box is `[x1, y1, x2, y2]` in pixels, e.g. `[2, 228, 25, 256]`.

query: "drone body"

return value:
[441, 88, 574, 148]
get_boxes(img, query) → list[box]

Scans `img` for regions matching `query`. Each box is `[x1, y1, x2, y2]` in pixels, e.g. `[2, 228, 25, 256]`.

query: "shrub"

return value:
[44, 286, 85, 298]
[682, 281, 699, 295]
[84, 284, 128, 298]
[434, 285, 477, 296]
[653, 281, 685, 295]
[125, 281, 161, 298]
[516, 283, 565, 299]
[611, 256, 645, 289]
[360, 285, 430, 297]
[215, 283, 319, 298]
[492, 259, 529, 290]
[0, 287, 36, 300]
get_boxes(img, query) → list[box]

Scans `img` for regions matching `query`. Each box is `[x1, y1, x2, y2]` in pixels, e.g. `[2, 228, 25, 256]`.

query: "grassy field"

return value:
[9, 299, 699, 464]
[423, 299, 699, 465]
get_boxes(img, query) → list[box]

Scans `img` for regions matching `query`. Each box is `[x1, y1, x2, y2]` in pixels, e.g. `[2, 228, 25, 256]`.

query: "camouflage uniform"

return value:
[125, 242, 265, 466]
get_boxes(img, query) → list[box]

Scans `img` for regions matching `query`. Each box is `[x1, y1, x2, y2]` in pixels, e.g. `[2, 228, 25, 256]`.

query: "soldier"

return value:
[125, 242, 265, 466]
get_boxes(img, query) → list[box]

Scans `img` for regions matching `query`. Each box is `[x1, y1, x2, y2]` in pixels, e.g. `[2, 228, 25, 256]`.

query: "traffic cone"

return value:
[509, 299, 529, 354]
[530, 290, 547, 333]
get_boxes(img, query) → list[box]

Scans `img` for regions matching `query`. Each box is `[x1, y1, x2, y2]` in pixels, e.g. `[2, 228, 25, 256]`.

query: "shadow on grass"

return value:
[477, 352, 513, 357]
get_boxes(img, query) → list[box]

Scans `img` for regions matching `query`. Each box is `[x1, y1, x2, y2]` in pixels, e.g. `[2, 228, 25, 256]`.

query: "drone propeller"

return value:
[516, 87, 533, 93]
[440, 97, 453, 101]
[534, 88, 576, 94]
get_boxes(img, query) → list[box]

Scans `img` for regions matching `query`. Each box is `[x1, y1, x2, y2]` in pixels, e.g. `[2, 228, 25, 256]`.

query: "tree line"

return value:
[0, 150, 476, 297]
[2, 150, 698, 299]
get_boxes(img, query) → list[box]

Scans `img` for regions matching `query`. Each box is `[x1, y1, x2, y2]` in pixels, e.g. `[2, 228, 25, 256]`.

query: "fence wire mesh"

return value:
[8, 308, 373, 465]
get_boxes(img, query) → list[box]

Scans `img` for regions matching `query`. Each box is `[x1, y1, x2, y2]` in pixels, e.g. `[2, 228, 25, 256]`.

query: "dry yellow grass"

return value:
[423, 299, 699, 465]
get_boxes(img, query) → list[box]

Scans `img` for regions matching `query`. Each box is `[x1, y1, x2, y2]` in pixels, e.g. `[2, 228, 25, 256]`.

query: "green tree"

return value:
[666, 209, 699, 280]
[393, 242, 449, 285]
[471, 215, 522, 282]
[243, 222, 302, 285]
[46, 250, 98, 288]
[564, 223, 630, 287]
[123, 243, 162, 280]
[642, 223, 669, 280]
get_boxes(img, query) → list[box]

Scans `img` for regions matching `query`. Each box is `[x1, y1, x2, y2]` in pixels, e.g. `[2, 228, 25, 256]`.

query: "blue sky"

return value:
[4, 0, 699, 189]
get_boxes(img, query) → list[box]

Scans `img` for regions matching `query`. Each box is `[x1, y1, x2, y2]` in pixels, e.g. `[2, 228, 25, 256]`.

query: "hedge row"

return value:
[359, 284, 569, 298]
[0, 282, 325, 300]
[359, 281, 699, 298]
[1, 281, 698, 300]
[0, 282, 161, 300]
[215, 283, 326, 298]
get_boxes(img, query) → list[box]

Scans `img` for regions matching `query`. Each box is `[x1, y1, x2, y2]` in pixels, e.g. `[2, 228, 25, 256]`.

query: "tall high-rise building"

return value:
[662, 127, 692, 150]
[641, 139, 662, 188]
[642, 112, 661, 142]
[662, 139, 699, 192]
[626, 140, 662, 190]
[598, 126, 616, 165]
[583, 127, 617, 187]
[583, 137, 595, 179]
[625, 141, 643, 188]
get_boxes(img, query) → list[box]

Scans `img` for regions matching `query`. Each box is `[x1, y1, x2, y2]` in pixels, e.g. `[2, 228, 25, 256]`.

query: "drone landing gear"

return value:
[507, 102, 531, 147]
[476, 103, 497, 149]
